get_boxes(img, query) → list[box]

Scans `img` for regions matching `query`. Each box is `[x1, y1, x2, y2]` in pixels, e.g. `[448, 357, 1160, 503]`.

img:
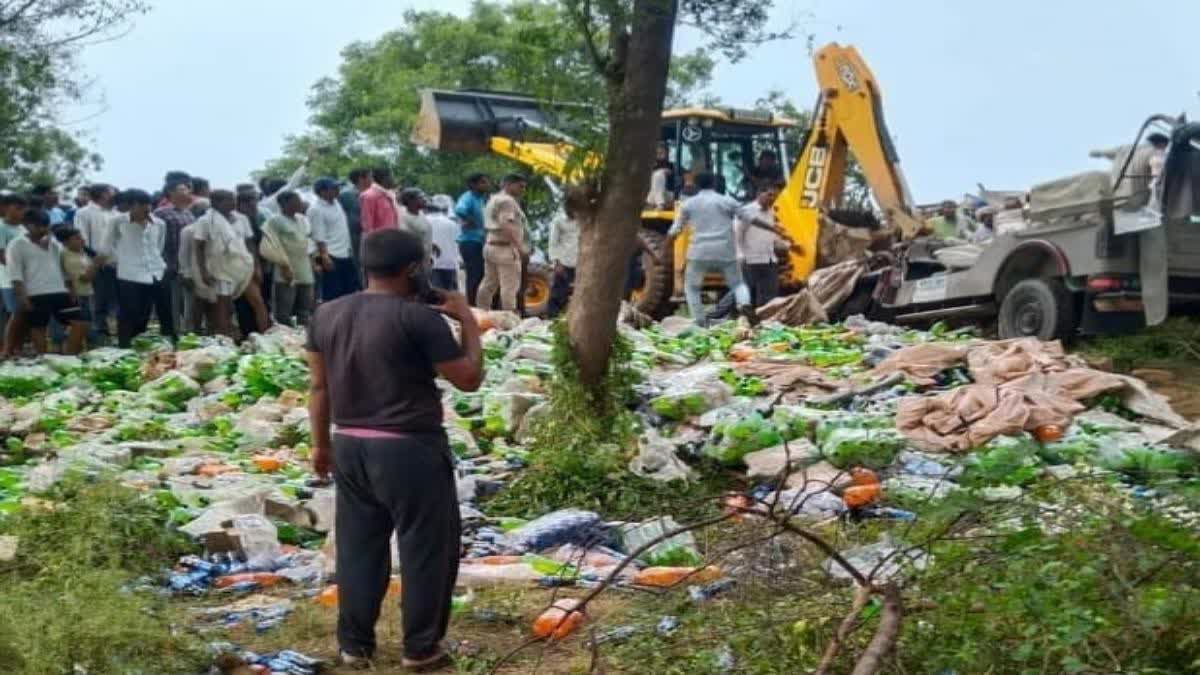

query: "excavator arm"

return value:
[775, 43, 922, 283]
[411, 88, 590, 181]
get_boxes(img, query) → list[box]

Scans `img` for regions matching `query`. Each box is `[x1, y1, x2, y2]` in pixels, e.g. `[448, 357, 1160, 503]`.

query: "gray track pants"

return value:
[332, 432, 461, 659]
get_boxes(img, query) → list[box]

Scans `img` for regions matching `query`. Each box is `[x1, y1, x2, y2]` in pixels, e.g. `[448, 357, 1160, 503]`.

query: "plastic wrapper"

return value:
[647, 365, 735, 421]
[225, 514, 283, 568]
[502, 509, 605, 553]
[771, 406, 836, 441]
[619, 517, 702, 567]
[41, 354, 83, 375]
[139, 372, 202, 411]
[884, 475, 958, 501]
[481, 392, 544, 438]
[703, 413, 784, 466]
[763, 488, 845, 518]
[820, 427, 905, 469]
[650, 385, 733, 422]
[233, 354, 310, 402]
[176, 345, 239, 383]
[628, 430, 695, 483]
[961, 435, 1041, 487]
[509, 342, 553, 363]
[824, 534, 930, 583]
[457, 562, 542, 587]
[247, 326, 308, 355]
[896, 451, 957, 478]
[697, 399, 764, 430]
[81, 349, 143, 391]
[131, 334, 174, 354]
[0, 362, 61, 397]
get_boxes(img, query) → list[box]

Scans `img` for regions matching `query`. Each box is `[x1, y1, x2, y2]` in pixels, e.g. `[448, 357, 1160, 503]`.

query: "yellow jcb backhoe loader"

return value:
[411, 43, 921, 317]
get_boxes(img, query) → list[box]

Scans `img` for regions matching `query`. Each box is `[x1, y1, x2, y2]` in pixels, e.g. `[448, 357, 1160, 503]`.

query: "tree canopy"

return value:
[0, 0, 147, 189]
[257, 0, 717, 197]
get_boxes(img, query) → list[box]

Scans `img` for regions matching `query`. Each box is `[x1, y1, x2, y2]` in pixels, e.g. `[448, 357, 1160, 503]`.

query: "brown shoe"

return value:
[402, 648, 452, 672]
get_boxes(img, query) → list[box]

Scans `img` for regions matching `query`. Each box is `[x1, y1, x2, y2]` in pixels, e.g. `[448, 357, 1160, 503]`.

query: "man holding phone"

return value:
[306, 229, 483, 671]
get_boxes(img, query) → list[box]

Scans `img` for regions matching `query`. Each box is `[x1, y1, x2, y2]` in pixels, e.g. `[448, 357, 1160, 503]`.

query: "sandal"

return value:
[401, 649, 452, 672]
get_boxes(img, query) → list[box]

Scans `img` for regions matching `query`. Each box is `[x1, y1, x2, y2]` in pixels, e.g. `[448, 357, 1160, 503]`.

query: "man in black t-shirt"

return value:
[306, 229, 483, 671]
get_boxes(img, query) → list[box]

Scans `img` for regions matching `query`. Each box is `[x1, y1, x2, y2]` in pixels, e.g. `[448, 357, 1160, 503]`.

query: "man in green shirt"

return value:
[924, 200, 961, 239]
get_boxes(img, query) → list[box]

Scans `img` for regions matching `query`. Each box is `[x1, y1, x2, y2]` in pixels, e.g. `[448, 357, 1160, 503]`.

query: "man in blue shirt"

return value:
[454, 173, 491, 305]
[30, 184, 67, 230]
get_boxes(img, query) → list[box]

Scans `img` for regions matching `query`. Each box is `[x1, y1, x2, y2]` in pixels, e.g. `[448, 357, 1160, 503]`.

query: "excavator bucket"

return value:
[411, 89, 578, 153]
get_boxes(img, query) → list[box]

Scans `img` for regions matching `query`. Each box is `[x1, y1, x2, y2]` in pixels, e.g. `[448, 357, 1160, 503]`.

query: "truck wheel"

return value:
[631, 229, 674, 319]
[998, 278, 1076, 341]
[523, 262, 554, 318]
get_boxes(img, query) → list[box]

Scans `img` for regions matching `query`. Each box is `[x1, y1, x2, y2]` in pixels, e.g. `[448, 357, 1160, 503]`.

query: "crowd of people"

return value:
[0, 166, 553, 355]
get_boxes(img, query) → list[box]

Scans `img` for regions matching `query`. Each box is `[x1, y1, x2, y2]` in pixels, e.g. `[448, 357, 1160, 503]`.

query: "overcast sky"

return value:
[69, 0, 1200, 202]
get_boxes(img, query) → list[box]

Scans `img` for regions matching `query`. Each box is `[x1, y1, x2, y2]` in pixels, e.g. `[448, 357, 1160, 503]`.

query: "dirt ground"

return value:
[1132, 364, 1200, 421]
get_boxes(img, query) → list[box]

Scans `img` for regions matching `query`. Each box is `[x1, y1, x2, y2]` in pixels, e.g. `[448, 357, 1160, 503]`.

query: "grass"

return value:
[1079, 316, 1200, 371]
[0, 477, 208, 674]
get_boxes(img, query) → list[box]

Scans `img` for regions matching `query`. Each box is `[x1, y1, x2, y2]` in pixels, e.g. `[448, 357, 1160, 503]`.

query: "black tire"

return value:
[523, 262, 554, 318]
[998, 278, 1076, 341]
[632, 228, 674, 319]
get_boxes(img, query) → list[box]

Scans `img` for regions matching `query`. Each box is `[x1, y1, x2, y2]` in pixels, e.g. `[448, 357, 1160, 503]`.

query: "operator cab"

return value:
[655, 108, 796, 205]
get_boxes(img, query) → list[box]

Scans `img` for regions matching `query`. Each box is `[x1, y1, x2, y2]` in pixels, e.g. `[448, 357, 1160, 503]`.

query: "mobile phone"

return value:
[412, 269, 444, 304]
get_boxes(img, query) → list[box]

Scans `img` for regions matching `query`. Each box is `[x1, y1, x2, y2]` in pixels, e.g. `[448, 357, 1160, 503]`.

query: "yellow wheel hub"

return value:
[525, 278, 550, 306]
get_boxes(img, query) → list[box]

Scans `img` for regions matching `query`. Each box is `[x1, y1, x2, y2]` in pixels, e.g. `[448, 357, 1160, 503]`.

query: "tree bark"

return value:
[850, 584, 903, 675]
[567, 0, 678, 391]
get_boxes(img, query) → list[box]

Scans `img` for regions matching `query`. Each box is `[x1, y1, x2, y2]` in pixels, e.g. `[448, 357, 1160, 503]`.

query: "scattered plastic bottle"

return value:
[633, 566, 722, 588]
[850, 467, 880, 486]
[715, 645, 736, 672]
[842, 483, 882, 508]
[656, 615, 680, 636]
[213, 572, 285, 589]
[689, 578, 736, 603]
[196, 463, 238, 477]
[316, 578, 400, 607]
[251, 455, 284, 472]
[532, 598, 585, 640]
[861, 506, 917, 521]
[1033, 424, 1064, 443]
[592, 625, 639, 645]
[450, 590, 475, 616]
[475, 555, 524, 565]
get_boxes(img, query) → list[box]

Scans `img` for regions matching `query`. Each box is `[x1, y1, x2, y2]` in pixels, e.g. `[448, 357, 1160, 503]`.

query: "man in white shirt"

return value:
[6, 208, 89, 354]
[734, 182, 786, 307]
[308, 178, 359, 301]
[667, 172, 756, 325]
[194, 190, 265, 338]
[0, 194, 28, 339]
[547, 205, 580, 318]
[399, 188, 434, 265]
[74, 183, 119, 340]
[426, 194, 461, 291]
[258, 157, 310, 216]
[101, 189, 173, 347]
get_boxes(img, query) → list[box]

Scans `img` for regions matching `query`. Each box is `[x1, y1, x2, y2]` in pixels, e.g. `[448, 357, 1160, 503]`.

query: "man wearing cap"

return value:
[476, 174, 529, 311]
[399, 188, 433, 267]
[309, 178, 359, 302]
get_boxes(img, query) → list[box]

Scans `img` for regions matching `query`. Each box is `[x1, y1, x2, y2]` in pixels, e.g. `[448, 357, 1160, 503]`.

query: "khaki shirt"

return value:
[484, 193, 527, 252]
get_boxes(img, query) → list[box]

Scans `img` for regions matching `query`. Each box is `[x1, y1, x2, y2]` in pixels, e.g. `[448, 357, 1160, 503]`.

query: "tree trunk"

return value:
[567, 0, 678, 391]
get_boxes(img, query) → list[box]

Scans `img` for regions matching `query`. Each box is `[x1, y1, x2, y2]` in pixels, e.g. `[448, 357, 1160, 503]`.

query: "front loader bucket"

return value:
[411, 89, 574, 153]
